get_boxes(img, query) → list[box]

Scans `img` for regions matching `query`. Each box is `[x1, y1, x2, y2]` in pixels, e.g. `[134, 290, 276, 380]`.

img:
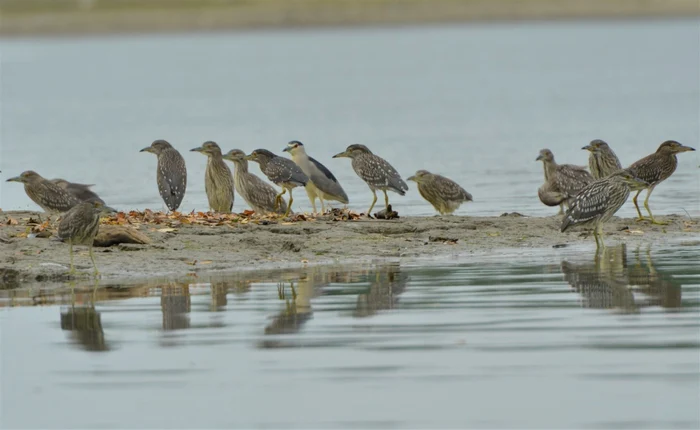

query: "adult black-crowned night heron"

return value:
[58, 201, 116, 276]
[626, 140, 695, 225]
[140, 139, 187, 211]
[332, 144, 408, 215]
[51, 178, 106, 205]
[6, 170, 81, 213]
[582, 139, 623, 179]
[283, 140, 349, 214]
[246, 149, 308, 218]
[536, 148, 594, 214]
[191, 141, 235, 213]
[222, 149, 288, 215]
[561, 170, 648, 249]
[406, 170, 472, 215]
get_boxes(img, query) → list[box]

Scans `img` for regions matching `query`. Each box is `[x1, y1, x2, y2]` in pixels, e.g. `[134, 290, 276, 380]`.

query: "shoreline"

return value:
[0, 0, 698, 37]
[1, 210, 698, 288]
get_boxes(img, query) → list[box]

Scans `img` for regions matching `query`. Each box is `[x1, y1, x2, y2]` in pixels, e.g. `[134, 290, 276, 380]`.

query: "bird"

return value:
[190, 141, 235, 213]
[6, 170, 81, 213]
[582, 139, 623, 179]
[406, 170, 473, 215]
[140, 139, 187, 212]
[246, 149, 308, 218]
[625, 140, 695, 225]
[332, 144, 408, 215]
[222, 149, 288, 215]
[561, 170, 648, 249]
[58, 201, 116, 276]
[50, 178, 106, 205]
[536, 148, 594, 214]
[283, 140, 349, 214]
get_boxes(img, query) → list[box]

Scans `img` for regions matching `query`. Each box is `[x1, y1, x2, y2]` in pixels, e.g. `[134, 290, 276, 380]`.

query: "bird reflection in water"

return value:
[354, 263, 408, 318]
[561, 244, 682, 313]
[60, 280, 109, 352]
[161, 282, 191, 331]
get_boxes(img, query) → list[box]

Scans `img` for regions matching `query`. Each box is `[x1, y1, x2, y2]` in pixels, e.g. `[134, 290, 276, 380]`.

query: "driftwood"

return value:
[94, 225, 151, 247]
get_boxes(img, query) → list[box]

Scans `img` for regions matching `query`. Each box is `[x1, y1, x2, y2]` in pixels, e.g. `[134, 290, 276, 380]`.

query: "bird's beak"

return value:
[190, 147, 203, 153]
[677, 144, 696, 153]
[139, 147, 152, 153]
[6, 176, 22, 183]
[582, 145, 592, 151]
[102, 205, 119, 214]
[332, 151, 347, 159]
[282, 146, 291, 153]
[407, 175, 416, 182]
[244, 154, 255, 161]
[535, 155, 543, 161]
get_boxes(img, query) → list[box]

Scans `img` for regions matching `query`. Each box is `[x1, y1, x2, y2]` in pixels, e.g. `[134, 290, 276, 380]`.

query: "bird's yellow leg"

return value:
[558, 203, 565, 215]
[89, 244, 99, 277]
[597, 223, 606, 250]
[68, 242, 76, 275]
[274, 188, 287, 211]
[283, 189, 293, 218]
[633, 189, 646, 221]
[320, 198, 326, 214]
[367, 190, 378, 215]
[383, 190, 390, 213]
[643, 186, 667, 225]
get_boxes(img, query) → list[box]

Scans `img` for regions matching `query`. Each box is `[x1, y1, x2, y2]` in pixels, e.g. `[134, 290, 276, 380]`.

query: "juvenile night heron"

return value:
[58, 201, 116, 276]
[406, 170, 472, 215]
[561, 170, 648, 249]
[6, 170, 81, 213]
[222, 149, 288, 215]
[582, 139, 623, 179]
[332, 144, 408, 215]
[191, 141, 235, 213]
[283, 140, 349, 214]
[246, 149, 308, 218]
[536, 148, 594, 214]
[626, 140, 695, 225]
[51, 178, 106, 205]
[140, 139, 187, 211]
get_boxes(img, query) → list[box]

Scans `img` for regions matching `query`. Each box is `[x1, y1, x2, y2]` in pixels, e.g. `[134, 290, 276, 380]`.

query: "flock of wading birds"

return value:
[3, 139, 696, 275]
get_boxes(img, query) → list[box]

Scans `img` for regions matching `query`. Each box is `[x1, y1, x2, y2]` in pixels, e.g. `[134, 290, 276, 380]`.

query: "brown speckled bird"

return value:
[140, 139, 188, 211]
[222, 149, 288, 215]
[58, 201, 115, 276]
[407, 170, 472, 215]
[537, 148, 594, 214]
[582, 139, 623, 179]
[6, 170, 81, 213]
[191, 141, 235, 213]
[626, 140, 695, 225]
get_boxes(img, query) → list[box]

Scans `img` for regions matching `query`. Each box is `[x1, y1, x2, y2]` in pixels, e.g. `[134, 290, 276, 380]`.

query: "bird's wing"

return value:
[354, 155, 408, 194]
[561, 179, 613, 231]
[268, 158, 308, 186]
[308, 156, 338, 182]
[308, 156, 348, 202]
[626, 154, 667, 185]
[434, 175, 472, 201]
[243, 172, 287, 214]
[39, 181, 81, 212]
[159, 150, 187, 209]
[556, 165, 594, 197]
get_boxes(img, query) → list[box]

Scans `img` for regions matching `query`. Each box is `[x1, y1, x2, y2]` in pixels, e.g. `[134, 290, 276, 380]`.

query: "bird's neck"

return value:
[543, 160, 558, 179]
[256, 158, 270, 170]
[234, 159, 249, 173]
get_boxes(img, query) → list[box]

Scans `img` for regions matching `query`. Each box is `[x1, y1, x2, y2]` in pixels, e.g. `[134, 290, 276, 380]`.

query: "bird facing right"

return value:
[407, 170, 472, 215]
[561, 170, 648, 249]
[222, 149, 288, 215]
[246, 149, 308, 218]
[582, 139, 623, 179]
[625, 140, 695, 225]
[140, 139, 187, 212]
[58, 200, 116, 276]
[190, 141, 235, 213]
[332, 144, 408, 215]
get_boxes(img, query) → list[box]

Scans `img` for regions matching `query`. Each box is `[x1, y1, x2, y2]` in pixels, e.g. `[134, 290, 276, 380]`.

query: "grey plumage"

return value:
[51, 178, 106, 205]
[583, 139, 623, 179]
[625, 140, 696, 224]
[58, 201, 114, 275]
[246, 148, 308, 217]
[407, 170, 472, 215]
[332, 144, 408, 215]
[536, 148, 594, 214]
[222, 149, 288, 215]
[6, 170, 81, 213]
[140, 139, 187, 211]
[191, 141, 235, 213]
[561, 170, 648, 249]
[283, 140, 349, 213]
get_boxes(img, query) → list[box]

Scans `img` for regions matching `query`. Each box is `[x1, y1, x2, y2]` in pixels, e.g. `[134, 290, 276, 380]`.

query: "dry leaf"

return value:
[7, 217, 18, 225]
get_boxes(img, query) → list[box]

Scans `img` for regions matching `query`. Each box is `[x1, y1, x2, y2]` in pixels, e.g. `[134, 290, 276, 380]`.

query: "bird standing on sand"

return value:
[222, 149, 288, 215]
[407, 170, 472, 215]
[246, 149, 308, 218]
[51, 178, 106, 205]
[58, 201, 116, 276]
[140, 139, 187, 212]
[626, 140, 695, 225]
[190, 141, 235, 213]
[6, 170, 81, 213]
[332, 144, 408, 215]
[561, 170, 648, 249]
[582, 139, 623, 179]
[283, 140, 349, 214]
[536, 148, 594, 214]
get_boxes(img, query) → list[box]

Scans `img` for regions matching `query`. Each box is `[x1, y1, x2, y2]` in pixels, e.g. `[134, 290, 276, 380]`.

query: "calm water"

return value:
[1, 20, 699, 216]
[1, 244, 699, 428]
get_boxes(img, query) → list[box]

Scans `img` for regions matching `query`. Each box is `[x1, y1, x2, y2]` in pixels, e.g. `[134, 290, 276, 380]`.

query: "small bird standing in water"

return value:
[58, 201, 116, 276]
[333, 144, 408, 215]
[407, 170, 472, 215]
[190, 141, 235, 213]
[246, 149, 308, 218]
[140, 139, 187, 212]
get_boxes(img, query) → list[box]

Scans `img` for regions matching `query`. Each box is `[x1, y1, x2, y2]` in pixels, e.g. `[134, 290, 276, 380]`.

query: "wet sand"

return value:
[1, 210, 697, 287]
[1, 0, 698, 37]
